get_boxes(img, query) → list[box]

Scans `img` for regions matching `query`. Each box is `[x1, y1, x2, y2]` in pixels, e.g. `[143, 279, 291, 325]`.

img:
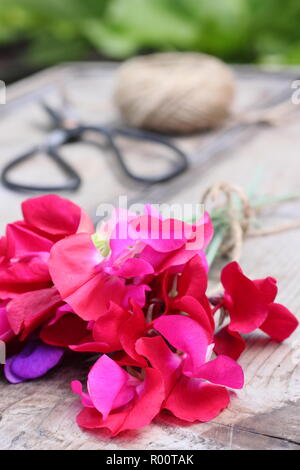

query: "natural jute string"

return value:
[202, 182, 300, 298]
[202, 181, 300, 264]
[114, 52, 235, 134]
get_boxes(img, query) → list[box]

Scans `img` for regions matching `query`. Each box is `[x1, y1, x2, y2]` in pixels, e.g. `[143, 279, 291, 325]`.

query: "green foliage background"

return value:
[0, 0, 300, 67]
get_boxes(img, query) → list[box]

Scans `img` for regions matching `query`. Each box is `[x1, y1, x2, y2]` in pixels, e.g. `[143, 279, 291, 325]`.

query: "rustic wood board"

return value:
[0, 63, 300, 450]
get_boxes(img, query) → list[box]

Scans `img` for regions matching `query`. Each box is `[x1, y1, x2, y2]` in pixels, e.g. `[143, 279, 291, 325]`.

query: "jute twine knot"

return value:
[202, 182, 254, 263]
[202, 181, 300, 264]
[114, 52, 235, 134]
[202, 181, 300, 300]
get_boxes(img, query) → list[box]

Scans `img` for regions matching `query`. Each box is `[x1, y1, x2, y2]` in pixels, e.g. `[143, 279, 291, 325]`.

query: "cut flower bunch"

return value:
[0, 195, 298, 436]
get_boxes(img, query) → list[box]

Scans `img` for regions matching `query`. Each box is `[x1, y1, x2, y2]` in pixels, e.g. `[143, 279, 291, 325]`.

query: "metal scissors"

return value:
[1, 101, 188, 192]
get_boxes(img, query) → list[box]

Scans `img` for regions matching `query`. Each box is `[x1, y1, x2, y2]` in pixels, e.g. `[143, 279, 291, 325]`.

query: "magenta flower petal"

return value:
[87, 355, 130, 421]
[4, 340, 64, 383]
[71, 380, 94, 408]
[136, 336, 181, 393]
[154, 315, 208, 376]
[129, 215, 186, 253]
[141, 244, 208, 274]
[121, 284, 150, 311]
[172, 296, 214, 341]
[76, 367, 164, 436]
[111, 258, 154, 278]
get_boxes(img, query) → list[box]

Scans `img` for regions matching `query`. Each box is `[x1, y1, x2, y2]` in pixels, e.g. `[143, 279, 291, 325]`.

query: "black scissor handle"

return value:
[80, 125, 189, 184]
[1, 144, 81, 192]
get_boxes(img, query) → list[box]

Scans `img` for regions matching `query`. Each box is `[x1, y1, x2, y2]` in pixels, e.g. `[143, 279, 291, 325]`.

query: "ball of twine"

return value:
[114, 52, 235, 134]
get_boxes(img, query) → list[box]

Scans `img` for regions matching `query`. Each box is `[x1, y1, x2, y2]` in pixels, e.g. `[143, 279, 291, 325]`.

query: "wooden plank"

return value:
[0, 63, 300, 450]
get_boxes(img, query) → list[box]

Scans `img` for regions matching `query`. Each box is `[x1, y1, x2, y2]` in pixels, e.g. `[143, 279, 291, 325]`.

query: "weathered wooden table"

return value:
[0, 63, 299, 450]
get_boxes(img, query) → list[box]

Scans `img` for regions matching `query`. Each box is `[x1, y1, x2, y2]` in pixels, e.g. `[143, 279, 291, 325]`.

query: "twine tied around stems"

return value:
[202, 181, 300, 265]
[202, 181, 300, 300]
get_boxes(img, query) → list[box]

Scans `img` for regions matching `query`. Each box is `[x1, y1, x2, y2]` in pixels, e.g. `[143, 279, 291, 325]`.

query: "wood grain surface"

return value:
[0, 63, 299, 450]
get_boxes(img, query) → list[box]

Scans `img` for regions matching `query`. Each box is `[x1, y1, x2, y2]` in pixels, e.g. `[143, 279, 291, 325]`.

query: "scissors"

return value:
[1, 101, 188, 192]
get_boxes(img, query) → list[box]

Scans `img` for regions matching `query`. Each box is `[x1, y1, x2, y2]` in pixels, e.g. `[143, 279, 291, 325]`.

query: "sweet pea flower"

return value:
[46, 255, 213, 363]
[214, 262, 299, 359]
[0, 195, 94, 382]
[4, 339, 64, 383]
[0, 195, 93, 300]
[56, 255, 214, 364]
[1, 194, 93, 342]
[72, 355, 164, 436]
[72, 313, 243, 434]
[135, 315, 243, 424]
[49, 206, 213, 322]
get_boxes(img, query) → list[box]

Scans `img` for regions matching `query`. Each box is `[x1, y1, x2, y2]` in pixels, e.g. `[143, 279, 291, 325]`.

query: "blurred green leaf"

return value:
[0, 0, 300, 68]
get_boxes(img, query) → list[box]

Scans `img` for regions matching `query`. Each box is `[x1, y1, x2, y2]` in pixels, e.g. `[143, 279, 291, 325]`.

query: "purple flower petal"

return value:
[4, 340, 64, 383]
[4, 357, 24, 384]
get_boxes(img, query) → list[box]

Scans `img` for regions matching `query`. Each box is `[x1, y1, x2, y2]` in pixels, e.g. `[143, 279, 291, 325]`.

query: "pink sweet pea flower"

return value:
[49, 206, 213, 322]
[136, 314, 244, 424]
[71, 312, 243, 433]
[109, 205, 213, 262]
[49, 232, 151, 321]
[72, 355, 164, 436]
[152, 315, 243, 388]
[214, 262, 299, 359]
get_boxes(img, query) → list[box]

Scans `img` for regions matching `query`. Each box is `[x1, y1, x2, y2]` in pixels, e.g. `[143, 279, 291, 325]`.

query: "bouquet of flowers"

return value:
[0, 195, 297, 436]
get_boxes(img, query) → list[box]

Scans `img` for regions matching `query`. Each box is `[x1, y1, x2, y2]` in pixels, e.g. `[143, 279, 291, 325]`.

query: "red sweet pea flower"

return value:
[2, 195, 94, 339]
[214, 262, 299, 359]
[0, 195, 93, 299]
[6, 287, 62, 340]
[0, 195, 94, 382]
[171, 255, 214, 335]
[40, 304, 93, 350]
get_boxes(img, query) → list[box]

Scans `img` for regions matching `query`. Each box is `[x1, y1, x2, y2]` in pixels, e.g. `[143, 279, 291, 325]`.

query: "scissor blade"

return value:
[40, 101, 64, 126]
